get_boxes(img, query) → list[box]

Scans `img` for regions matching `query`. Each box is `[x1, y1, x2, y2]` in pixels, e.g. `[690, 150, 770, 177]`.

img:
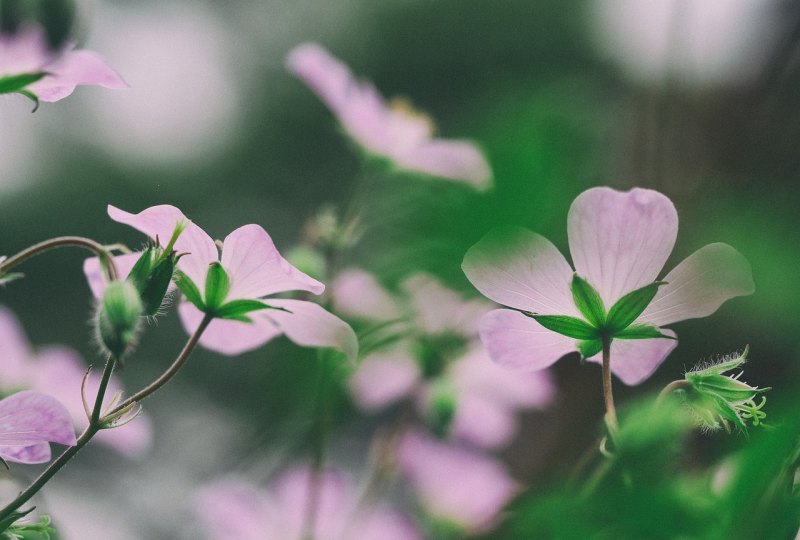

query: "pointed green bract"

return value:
[530, 314, 599, 340]
[204, 262, 230, 311]
[0, 72, 46, 94]
[571, 274, 606, 328]
[174, 271, 205, 311]
[577, 339, 603, 359]
[690, 346, 749, 377]
[215, 299, 290, 321]
[615, 323, 674, 340]
[605, 281, 666, 334]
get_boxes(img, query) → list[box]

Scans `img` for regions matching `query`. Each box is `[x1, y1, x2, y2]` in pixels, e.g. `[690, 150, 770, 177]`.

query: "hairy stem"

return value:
[0, 236, 118, 281]
[657, 379, 691, 404]
[602, 335, 618, 435]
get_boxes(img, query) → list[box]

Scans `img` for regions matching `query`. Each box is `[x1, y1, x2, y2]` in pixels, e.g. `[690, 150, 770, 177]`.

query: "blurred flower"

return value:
[100, 205, 357, 359]
[0, 306, 152, 457]
[463, 186, 755, 385]
[194, 466, 421, 540]
[398, 431, 517, 532]
[0, 25, 126, 105]
[0, 390, 76, 465]
[338, 270, 553, 449]
[286, 43, 492, 190]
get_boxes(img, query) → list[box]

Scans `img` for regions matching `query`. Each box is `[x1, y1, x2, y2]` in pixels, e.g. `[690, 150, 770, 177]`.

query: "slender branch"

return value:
[91, 356, 117, 424]
[601, 335, 618, 434]
[0, 236, 118, 281]
[105, 313, 213, 417]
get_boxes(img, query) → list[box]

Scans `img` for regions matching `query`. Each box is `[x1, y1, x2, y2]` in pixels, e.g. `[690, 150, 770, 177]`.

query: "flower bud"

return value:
[96, 280, 143, 358]
[426, 379, 457, 439]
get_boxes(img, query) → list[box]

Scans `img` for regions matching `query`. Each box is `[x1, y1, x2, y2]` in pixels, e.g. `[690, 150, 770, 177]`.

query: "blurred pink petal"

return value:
[586, 329, 678, 385]
[401, 273, 490, 337]
[399, 431, 517, 531]
[567, 187, 677, 306]
[287, 43, 492, 189]
[0, 391, 77, 464]
[331, 268, 402, 322]
[640, 243, 755, 327]
[179, 302, 282, 356]
[0, 305, 35, 387]
[221, 224, 324, 299]
[195, 478, 276, 540]
[349, 349, 421, 410]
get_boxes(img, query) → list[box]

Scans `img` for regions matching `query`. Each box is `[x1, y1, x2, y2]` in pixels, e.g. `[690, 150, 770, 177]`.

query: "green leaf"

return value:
[615, 323, 675, 340]
[204, 262, 230, 311]
[530, 314, 599, 340]
[215, 299, 290, 320]
[605, 281, 666, 335]
[0, 72, 46, 94]
[570, 274, 605, 327]
[174, 271, 205, 311]
[577, 339, 603, 358]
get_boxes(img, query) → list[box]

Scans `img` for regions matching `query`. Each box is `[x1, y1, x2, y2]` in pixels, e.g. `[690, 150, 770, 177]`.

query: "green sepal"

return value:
[204, 262, 230, 311]
[570, 274, 606, 327]
[686, 374, 769, 402]
[529, 314, 600, 340]
[0, 72, 46, 94]
[127, 246, 156, 290]
[215, 299, 290, 321]
[615, 323, 674, 340]
[0, 272, 24, 286]
[690, 346, 749, 377]
[577, 339, 603, 359]
[174, 271, 205, 311]
[18, 89, 40, 112]
[0, 507, 35, 536]
[139, 256, 175, 316]
[605, 281, 666, 334]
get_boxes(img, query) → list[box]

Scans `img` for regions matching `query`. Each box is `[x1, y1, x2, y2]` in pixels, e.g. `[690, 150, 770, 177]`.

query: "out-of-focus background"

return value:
[1, 0, 799, 538]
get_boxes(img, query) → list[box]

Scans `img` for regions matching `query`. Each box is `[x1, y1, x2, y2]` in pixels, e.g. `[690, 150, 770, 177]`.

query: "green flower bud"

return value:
[426, 379, 457, 439]
[97, 280, 143, 359]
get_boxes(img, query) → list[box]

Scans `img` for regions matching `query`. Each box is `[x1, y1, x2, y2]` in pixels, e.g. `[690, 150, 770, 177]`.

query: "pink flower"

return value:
[0, 306, 153, 457]
[194, 466, 421, 540]
[98, 205, 357, 359]
[0, 390, 77, 465]
[398, 431, 518, 532]
[286, 43, 492, 190]
[0, 25, 126, 103]
[462, 186, 755, 385]
[338, 271, 554, 449]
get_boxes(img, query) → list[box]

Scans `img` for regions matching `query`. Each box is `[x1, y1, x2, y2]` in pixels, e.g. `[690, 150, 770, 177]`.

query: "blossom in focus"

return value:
[0, 390, 77, 464]
[336, 270, 554, 449]
[0, 25, 126, 104]
[97, 205, 357, 359]
[286, 43, 492, 190]
[462, 186, 755, 385]
[0, 306, 152, 457]
[398, 431, 517, 532]
[194, 466, 421, 540]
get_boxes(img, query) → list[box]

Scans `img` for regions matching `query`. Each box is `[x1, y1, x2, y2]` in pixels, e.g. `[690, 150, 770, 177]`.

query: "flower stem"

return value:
[0, 236, 118, 281]
[91, 355, 117, 425]
[657, 379, 691, 404]
[601, 335, 618, 435]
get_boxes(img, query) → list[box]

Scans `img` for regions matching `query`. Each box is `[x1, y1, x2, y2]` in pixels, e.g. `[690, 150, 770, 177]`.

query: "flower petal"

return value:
[82, 252, 142, 298]
[194, 478, 276, 540]
[397, 138, 492, 189]
[349, 349, 420, 410]
[0, 390, 76, 448]
[108, 204, 218, 289]
[179, 302, 281, 356]
[568, 187, 678, 305]
[450, 393, 517, 449]
[286, 42, 356, 117]
[260, 299, 358, 362]
[0, 442, 51, 464]
[479, 309, 577, 371]
[331, 268, 402, 322]
[463, 226, 578, 316]
[221, 224, 324, 299]
[639, 243, 754, 327]
[0, 305, 35, 388]
[586, 329, 678, 385]
[401, 273, 490, 337]
[30, 50, 127, 102]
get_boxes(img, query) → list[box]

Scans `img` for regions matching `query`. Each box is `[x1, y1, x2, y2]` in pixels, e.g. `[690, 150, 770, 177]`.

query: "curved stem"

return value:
[0, 236, 118, 281]
[601, 335, 618, 434]
[657, 379, 691, 404]
[91, 356, 117, 424]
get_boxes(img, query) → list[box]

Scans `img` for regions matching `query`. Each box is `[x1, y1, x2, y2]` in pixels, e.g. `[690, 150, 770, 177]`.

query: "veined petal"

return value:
[221, 224, 324, 299]
[397, 138, 493, 189]
[639, 243, 754, 326]
[82, 252, 142, 298]
[179, 302, 281, 356]
[586, 329, 678, 385]
[0, 441, 51, 464]
[479, 309, 576, 371]
[331, 268, 402, 322]
[349, 349, 421, 410]
[30, 50, 127, 102]
[108, 204, 218, 289]
[463, 226, 578, 316]
[401, 273, 490, 337]
[0, 391, 76, 448]
[260, 299, 358, 362]
[568, 187, 678, 306]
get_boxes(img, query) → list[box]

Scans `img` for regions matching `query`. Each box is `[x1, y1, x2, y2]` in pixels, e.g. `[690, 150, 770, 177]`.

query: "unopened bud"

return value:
[97, 280, 143, 358]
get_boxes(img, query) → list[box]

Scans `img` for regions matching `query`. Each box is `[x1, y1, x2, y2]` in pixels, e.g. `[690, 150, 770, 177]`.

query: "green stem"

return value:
[657, 379, 691, 404]
[601, 335, 618, 434]
[91, 356, 117, 425]
[0, 236, 118, 281]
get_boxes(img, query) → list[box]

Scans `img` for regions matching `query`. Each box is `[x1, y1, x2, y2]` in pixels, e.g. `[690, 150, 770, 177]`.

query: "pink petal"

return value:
[0, 391, 76, 449]
[194, 477, 276, 540]
[108, 204, 218, 289]
[397, 138, 492, 189]
[286, 43, 357, 117]
[0, 26, 53, 75]
[586, 329, 678, 385]
[0, 305, 35, 388]
[349, 349, 421, 410]
[640, 243, 754, 327]
[479, 309, 577, 371]
[567, 187, 678, 306]
[449, 393, 517, 449]
[179, 302, 281, 356]
[221, 224, 324, 299]
[398, 431, 518, 531]
[260, 299, 358, 362]
[30, 49, 127, 102]
[331, 268, 402, 322]
[0, 442, 51, 464]
[401, 273, 490, 337]
[462, 226, 579, 316]
[82, 252, 143, 298]
[351, 507, 422, 540]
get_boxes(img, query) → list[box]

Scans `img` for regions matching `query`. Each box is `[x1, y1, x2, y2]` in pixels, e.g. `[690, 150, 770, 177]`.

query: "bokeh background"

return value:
[1, 0, 799, 538]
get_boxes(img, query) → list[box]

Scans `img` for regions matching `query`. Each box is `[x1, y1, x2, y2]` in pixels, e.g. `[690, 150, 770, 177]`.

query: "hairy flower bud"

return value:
[96, 280, 143, 359]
